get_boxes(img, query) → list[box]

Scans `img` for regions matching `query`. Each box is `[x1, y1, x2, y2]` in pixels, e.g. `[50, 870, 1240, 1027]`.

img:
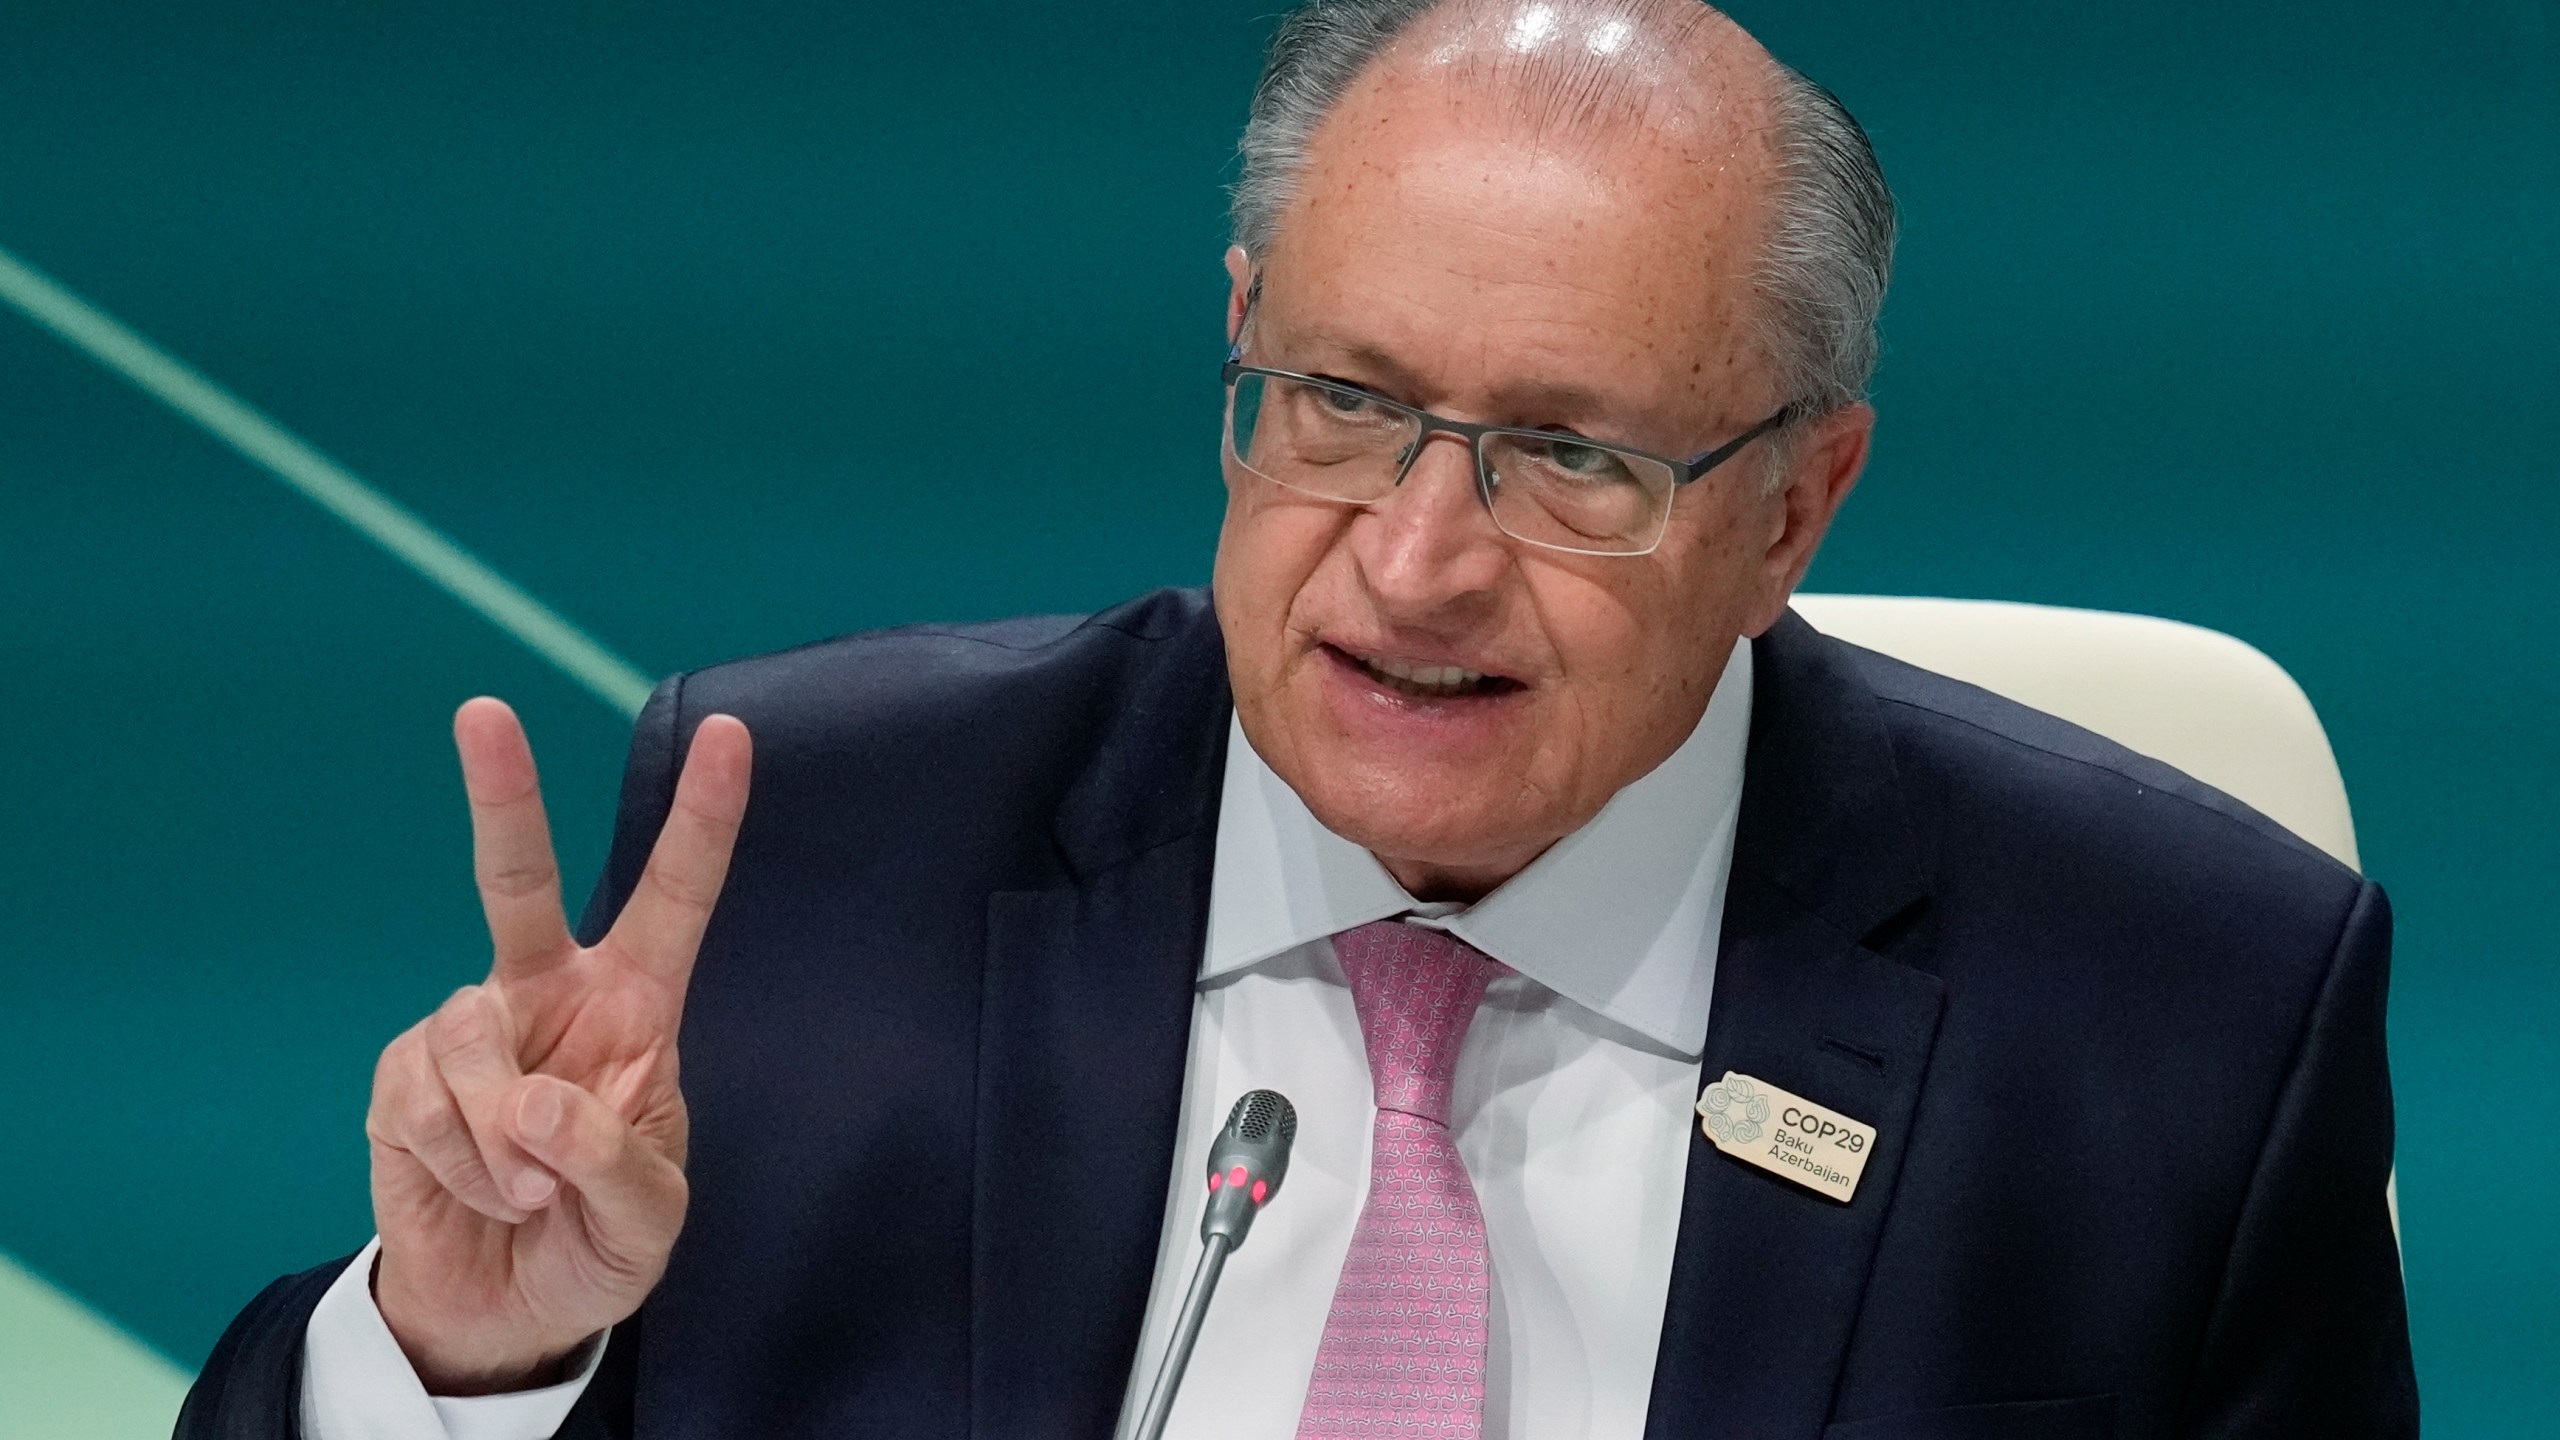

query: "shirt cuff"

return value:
[299, 1237, 608, 1440]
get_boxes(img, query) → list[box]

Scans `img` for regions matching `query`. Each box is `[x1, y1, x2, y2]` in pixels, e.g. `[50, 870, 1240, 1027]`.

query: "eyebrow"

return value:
[1283, 332, 1632, 435]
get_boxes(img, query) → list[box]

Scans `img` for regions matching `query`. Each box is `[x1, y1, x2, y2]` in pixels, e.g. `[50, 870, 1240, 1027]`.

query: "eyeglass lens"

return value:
[1226, 371, 1677, 555]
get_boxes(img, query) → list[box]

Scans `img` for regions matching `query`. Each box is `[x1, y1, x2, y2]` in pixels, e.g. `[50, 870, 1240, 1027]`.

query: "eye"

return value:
[1547, 439, 1617, 474]
[1309, 379, 1385, 416]
[1525, 432, 1637, 482]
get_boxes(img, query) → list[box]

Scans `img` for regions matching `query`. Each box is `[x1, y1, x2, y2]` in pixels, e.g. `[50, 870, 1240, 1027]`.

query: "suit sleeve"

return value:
[173, 1259, 348, 1440]
[175, 676, 690, 1440]
[2183, 880, 2418, 1437]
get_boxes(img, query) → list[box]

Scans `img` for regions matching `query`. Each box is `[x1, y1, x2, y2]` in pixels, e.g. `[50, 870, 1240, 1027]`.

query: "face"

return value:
[1214, 53, 1871, 900]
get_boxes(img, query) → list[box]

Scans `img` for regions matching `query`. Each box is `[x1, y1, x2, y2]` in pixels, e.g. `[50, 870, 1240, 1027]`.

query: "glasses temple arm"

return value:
[1681, 403, 1802, 482]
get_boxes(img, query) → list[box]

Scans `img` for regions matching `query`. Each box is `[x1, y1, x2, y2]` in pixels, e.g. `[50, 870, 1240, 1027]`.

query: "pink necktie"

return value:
[1297, 920, 1507, 1440]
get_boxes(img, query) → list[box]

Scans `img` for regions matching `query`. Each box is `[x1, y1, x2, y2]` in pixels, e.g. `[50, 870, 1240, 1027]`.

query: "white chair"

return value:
[1790, 594, 2394, 1239]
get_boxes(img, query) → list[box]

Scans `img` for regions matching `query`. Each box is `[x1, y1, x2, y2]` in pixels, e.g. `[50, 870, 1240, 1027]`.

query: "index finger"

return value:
[456, 697, 573, 979]
[605, 714, 752, 981]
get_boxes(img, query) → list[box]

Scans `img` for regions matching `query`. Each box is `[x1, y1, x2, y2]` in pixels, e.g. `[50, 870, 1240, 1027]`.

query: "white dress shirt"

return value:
[302, 641, 1751, 1440]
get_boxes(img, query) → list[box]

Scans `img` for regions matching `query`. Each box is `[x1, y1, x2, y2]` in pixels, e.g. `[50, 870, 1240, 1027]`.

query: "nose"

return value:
[1349, 430, 1509, 618]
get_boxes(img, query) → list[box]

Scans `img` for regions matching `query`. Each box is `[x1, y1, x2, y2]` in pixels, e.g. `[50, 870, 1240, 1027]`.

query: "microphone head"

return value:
[1201, 1089, 1297, 1248]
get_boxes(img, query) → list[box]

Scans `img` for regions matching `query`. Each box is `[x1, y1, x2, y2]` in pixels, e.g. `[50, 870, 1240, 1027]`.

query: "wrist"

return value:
[371, 1251, 591, 1396]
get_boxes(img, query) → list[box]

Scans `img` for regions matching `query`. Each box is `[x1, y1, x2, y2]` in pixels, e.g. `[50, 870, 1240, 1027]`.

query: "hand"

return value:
[365, 697, 751, 1394]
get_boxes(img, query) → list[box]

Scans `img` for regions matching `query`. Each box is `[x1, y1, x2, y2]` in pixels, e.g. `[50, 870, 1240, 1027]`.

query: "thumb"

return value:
[508, 1075, 687, 1269]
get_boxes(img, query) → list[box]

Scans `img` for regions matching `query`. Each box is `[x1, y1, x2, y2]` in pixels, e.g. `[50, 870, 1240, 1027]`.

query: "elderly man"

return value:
[180, 2, 2414, 1437]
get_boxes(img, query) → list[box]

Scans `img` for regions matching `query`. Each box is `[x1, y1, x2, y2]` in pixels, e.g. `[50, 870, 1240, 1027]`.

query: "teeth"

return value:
[1360, 654, 1491, 694]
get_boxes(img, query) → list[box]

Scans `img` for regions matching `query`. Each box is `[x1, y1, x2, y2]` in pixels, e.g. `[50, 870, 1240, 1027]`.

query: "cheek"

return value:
[1518, 565, 1673, 724]
[1528, 505, 1759, 710]
[1656, 489, 1780, 616]
[1213, 477, 1351, 675]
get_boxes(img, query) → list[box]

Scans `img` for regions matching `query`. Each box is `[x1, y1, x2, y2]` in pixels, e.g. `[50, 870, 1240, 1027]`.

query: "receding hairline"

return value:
[1251, 0, 1796, 318]
[1232, 0, 1898, 421]
[1301, 1, 1786, 204]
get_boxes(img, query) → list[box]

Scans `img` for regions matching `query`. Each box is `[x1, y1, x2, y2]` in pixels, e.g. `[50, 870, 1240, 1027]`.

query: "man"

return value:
[179, 2, 2416, 1437]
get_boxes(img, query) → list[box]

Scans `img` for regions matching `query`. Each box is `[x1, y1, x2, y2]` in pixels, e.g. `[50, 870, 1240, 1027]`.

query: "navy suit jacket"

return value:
[179, 589, 2415, 1439]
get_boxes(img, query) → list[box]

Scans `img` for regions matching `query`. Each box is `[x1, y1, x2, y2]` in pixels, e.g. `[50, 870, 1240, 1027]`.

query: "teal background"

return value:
[0, 0, 2551, 1430]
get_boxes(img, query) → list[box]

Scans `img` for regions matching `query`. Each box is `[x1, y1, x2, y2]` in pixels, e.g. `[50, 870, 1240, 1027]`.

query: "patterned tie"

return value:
[1297, 920, 1507, 1440]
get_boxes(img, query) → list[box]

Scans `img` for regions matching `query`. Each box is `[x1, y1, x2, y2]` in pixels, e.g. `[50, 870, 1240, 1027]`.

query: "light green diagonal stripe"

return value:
[0, 240, 654, 720]
[0, 1251, 193, 1439]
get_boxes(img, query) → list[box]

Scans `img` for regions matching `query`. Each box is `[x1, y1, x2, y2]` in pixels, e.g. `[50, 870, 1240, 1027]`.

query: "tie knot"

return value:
[1333, 920, 1504, 1126]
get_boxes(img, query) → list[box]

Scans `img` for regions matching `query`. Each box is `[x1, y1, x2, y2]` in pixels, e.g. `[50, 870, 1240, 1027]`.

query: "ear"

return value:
[1742, 402, 1872, 636]
[1225, 246, 1255, 348]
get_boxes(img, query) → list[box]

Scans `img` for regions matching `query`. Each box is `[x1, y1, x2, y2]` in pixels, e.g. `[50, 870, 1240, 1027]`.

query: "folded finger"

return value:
[509, 1075, 687, 1268]
[422, 986, 557, 1211]
[368, 1032, 530, 1225]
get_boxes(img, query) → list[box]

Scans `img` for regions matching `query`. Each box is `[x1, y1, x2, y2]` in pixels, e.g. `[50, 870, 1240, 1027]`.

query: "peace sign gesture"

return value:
[365, 697, 751, 1394]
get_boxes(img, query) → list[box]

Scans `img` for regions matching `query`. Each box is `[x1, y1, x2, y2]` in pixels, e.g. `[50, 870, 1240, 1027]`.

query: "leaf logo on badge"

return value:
[1700, 1075, 1771, 1145]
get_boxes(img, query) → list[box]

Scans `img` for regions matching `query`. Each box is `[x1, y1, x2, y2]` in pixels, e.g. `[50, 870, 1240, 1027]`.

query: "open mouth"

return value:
[1327, 644, 1522, 700]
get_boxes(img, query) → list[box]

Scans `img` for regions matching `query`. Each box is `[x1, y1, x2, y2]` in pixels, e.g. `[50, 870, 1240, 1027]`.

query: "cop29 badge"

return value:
[1699, 1074, 1771, 1146]
[1699, 1071, 1877, 1203]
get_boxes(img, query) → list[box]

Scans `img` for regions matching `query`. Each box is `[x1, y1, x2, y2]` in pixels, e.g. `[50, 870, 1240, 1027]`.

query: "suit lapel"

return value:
[1643, 874, 1945, 1439]
[1646, 612, 1947, 1440]
[969, 600, 1233, 1440]
[959, 600, 1940, 1438]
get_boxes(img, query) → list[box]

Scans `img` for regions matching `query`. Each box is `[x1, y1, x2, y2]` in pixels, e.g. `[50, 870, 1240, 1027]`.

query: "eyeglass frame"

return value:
[1221, 292, 1804, 557]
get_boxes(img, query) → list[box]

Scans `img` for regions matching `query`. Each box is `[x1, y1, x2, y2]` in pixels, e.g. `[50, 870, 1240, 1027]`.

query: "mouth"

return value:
[1323, 643, 1525, 701]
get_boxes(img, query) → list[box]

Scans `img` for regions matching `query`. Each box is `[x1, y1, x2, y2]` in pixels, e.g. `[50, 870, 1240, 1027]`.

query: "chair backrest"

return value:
[1791, 595, 2359, 870]
[1793, 596, 2400, 1244]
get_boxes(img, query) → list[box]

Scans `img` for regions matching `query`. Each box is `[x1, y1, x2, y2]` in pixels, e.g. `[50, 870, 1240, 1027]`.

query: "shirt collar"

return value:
[1202, 639, 1753, 1057]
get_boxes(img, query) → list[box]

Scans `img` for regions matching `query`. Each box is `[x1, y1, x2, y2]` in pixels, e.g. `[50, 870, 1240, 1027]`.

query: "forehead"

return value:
[1415, 0, 1754, 131]
[1257, 46, 1779, 420]
[1300, 58, 1767, 258]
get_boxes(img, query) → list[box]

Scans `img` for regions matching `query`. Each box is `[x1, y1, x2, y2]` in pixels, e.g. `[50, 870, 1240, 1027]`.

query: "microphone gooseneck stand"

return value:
[1132, 1089, 1299, 1440]
[1132, 1230, 1235, 1440]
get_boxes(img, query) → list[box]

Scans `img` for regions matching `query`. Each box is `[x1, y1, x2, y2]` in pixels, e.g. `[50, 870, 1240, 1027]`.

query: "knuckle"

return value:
[373, 1030, 419, 1091]
[370, 1040, 435, 1135]
[465, 771, 540, 812]
[479, 856, 561, 901]
[638, 858, 721, 917]
[669, 785, 738, 834]
[415, 1118, 492, 1181]
[423, 1147, 509, 1213]
[426, 985, 482, 1034]
[365, 1080, 404, 1139]
[424, 986, 509, 1058]
[393, 1084, 451, 1143]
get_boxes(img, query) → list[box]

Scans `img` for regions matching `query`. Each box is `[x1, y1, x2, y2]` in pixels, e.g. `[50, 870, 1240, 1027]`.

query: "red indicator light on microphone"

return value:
[1207, 1171, 1223, 1192]
[1229, 1165, 1249, 1188]
[1251, 1180, 1268, 1204]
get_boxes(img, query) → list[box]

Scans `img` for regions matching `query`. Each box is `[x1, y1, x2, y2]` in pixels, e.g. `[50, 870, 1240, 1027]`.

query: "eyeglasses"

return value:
[1220, 359, 1798, 557]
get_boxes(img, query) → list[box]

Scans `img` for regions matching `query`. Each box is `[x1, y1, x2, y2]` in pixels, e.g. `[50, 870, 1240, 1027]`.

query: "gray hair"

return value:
[1231, 0, 1898, 421]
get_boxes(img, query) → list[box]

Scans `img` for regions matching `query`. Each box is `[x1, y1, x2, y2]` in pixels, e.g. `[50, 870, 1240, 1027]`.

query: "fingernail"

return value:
[512, 1169, 557, 1208]
[519, 1085, 564, 1143]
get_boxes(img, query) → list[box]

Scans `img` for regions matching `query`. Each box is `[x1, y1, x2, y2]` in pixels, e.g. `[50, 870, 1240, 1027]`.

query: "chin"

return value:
[1293, 758, 1552, 879]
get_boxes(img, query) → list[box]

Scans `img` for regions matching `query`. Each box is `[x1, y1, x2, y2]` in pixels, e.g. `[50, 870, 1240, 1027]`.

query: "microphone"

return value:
[1132, 1089, 1298, 1440]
